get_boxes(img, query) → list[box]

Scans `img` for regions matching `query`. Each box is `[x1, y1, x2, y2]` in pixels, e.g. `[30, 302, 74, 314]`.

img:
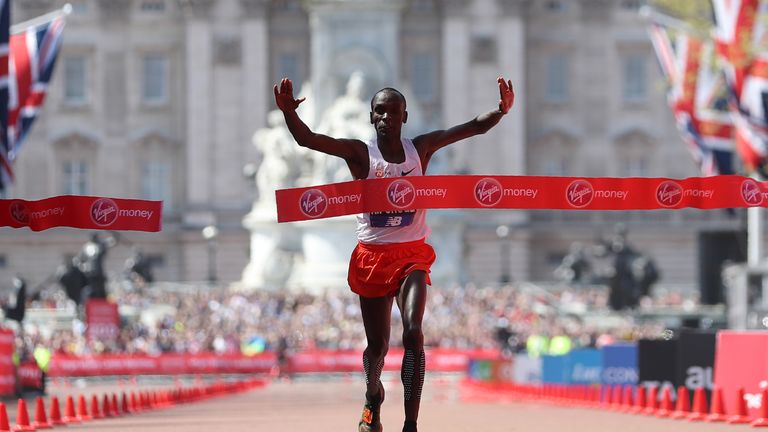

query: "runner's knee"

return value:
[365, 342, 389, 361]
[402, 326, 423, 350]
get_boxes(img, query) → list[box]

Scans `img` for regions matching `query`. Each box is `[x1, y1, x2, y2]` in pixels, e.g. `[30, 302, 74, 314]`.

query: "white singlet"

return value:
[355, 138, 431, 244]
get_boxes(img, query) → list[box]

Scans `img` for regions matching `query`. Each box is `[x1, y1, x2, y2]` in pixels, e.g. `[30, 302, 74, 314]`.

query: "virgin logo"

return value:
[90, 198, 119, 227]
[656, 181, 683, 208]
[388, 179, 415, 209]
[9, 201, 29, 224]
[474, 178, 503, 207]
[299, 189, 328, 218]
[741, 179, 763, 206]
[566, 180, 594, 208]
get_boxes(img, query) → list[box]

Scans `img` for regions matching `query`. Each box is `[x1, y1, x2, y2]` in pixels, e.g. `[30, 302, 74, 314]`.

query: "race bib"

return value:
[369, 210, 415, 228]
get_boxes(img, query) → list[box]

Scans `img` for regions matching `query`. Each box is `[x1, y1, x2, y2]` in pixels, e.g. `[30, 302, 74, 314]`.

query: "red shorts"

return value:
[348, 239, 436, 298]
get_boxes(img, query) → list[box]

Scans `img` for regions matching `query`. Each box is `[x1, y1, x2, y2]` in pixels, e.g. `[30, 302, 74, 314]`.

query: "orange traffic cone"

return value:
[102, 394, 112, 417]
[111, 393, 119, 416]
[90, 394, 102, 419]
[705, 386, 727, 422]
[0, 403, 10, 432]
[47, 396, 64, 426]
[611, 384, 621, 411]
[751, 388, 768, 427]
[631, 386, 646, 414]
[76, 394, 91, 421]
[643, 385, 658, 415]
[602, 385, 612, 407]
[31, 396, 51, 429]
[686, 387, 708, 421]
[121, 392, 130, 414]
[656, 386, 673, 417]
[62, 395, 79, 423]
[670, 386, 690, 419]
[621, 385, 634, 412]
[611, 385, 623, 410]
[130, 392, 140, 413]
[727, 387, 751, 424]
[14, 399, 34, 431]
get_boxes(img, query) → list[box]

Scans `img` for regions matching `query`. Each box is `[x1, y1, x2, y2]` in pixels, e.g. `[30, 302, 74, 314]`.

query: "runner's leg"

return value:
[360, 295, 394, 403]
[396, 270, 427, 428]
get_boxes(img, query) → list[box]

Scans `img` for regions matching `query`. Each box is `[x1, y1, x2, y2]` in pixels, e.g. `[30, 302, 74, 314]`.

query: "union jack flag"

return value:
[648, 22, 735, 176]
[0, 0, 9, 192]
[712, 0, 768, 176]
[0, 10, 66, 192]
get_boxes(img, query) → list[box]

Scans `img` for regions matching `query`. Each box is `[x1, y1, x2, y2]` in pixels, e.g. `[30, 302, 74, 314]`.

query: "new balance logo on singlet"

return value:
[370, 210, 416, 227]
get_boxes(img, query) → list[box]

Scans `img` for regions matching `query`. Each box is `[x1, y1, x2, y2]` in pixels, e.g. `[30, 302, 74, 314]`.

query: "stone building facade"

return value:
[0, 0, 749, 297]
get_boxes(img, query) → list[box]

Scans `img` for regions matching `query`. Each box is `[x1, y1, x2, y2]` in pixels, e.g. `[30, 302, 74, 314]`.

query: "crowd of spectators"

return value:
[6, 281, 703, 359]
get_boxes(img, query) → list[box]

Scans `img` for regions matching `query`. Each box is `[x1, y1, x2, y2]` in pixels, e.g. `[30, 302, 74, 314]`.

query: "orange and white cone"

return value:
[727, 387, 751, 424]
[31, 396, 51, 429]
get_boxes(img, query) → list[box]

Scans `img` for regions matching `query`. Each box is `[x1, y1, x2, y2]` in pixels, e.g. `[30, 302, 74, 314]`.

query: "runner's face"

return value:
[370, 92, 406, 137]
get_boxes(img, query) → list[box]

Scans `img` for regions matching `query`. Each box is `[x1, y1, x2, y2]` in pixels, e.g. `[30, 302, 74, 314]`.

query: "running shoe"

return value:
[358, 382, 384, 432]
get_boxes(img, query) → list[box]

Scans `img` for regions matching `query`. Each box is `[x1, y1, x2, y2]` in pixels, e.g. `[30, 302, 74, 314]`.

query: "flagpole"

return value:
[10, 3, 71, 34]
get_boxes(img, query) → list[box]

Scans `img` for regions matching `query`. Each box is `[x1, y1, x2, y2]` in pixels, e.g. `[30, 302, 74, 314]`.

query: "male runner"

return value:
[274, 76, 514, 432]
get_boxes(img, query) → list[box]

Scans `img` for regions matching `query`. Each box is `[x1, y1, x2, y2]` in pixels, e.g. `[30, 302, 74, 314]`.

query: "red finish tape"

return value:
[276, 175, 768, 223]
[0, 195, 162, 232]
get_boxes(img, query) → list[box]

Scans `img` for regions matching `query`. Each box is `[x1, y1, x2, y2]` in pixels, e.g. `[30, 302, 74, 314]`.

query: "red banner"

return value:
[85, 299, 120, 343]
[714, 331, 768, 418]
[276, 175, 768, 222]
[0, 330, 14, 396]
[44, 349, 498, 377]
[286, 349, 498, 374]
[47, 353, 278, 377]
[18, 361, 42, 389]
[0, 195, 162, 232]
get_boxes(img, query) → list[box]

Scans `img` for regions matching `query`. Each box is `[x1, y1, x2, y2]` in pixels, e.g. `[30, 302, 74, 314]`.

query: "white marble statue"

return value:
[311, 71, 375, 184]
[253, 109, 310, 212]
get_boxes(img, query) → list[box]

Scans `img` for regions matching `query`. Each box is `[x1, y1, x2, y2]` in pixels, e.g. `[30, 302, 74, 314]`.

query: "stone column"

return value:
[496, 0, 530, 279]
[179, 0, 214, 213]
[240, 0, 269, 137]
[441, 0, 470, 172]
[97, 0, 132, 137]
[579, 0, 612, 136]
[497, 0, 528, 176]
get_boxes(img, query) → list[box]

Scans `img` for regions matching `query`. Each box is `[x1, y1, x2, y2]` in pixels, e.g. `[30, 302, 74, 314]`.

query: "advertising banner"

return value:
[513, 353, 542, 384]
[0, 196, 162, 231]
[601, 343, 638, 386]
[638, 339, 677, 393]
[85, 299, 120, 343]
[676, 330, 716, 403]
[569, 349, 602, 385]
[276, 175, 768, 222]
[542, 355, 569, 384]
[714, 331, 768, 418]
[18, 361, 42, 390]
[0, 329, 14, 395]
[47, 353, 278, 377]
[289, 349, 498, 374]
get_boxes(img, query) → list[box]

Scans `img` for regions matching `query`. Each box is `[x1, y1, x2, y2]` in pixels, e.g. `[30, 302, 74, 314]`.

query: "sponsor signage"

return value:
[0, 329, 14, 396]
[714, 331, 768, 418]
[601, 343, 638, 386]
[276, 175, 768, 222]
[569, 349, 602, 385]
[0, 196, 162, 231]
[638, 339, 677, 392]
[676, 330, 716, 404]
[513, 353, 542, 384]
[542, 355, 569, 384]
[85, 299, 120, 343]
